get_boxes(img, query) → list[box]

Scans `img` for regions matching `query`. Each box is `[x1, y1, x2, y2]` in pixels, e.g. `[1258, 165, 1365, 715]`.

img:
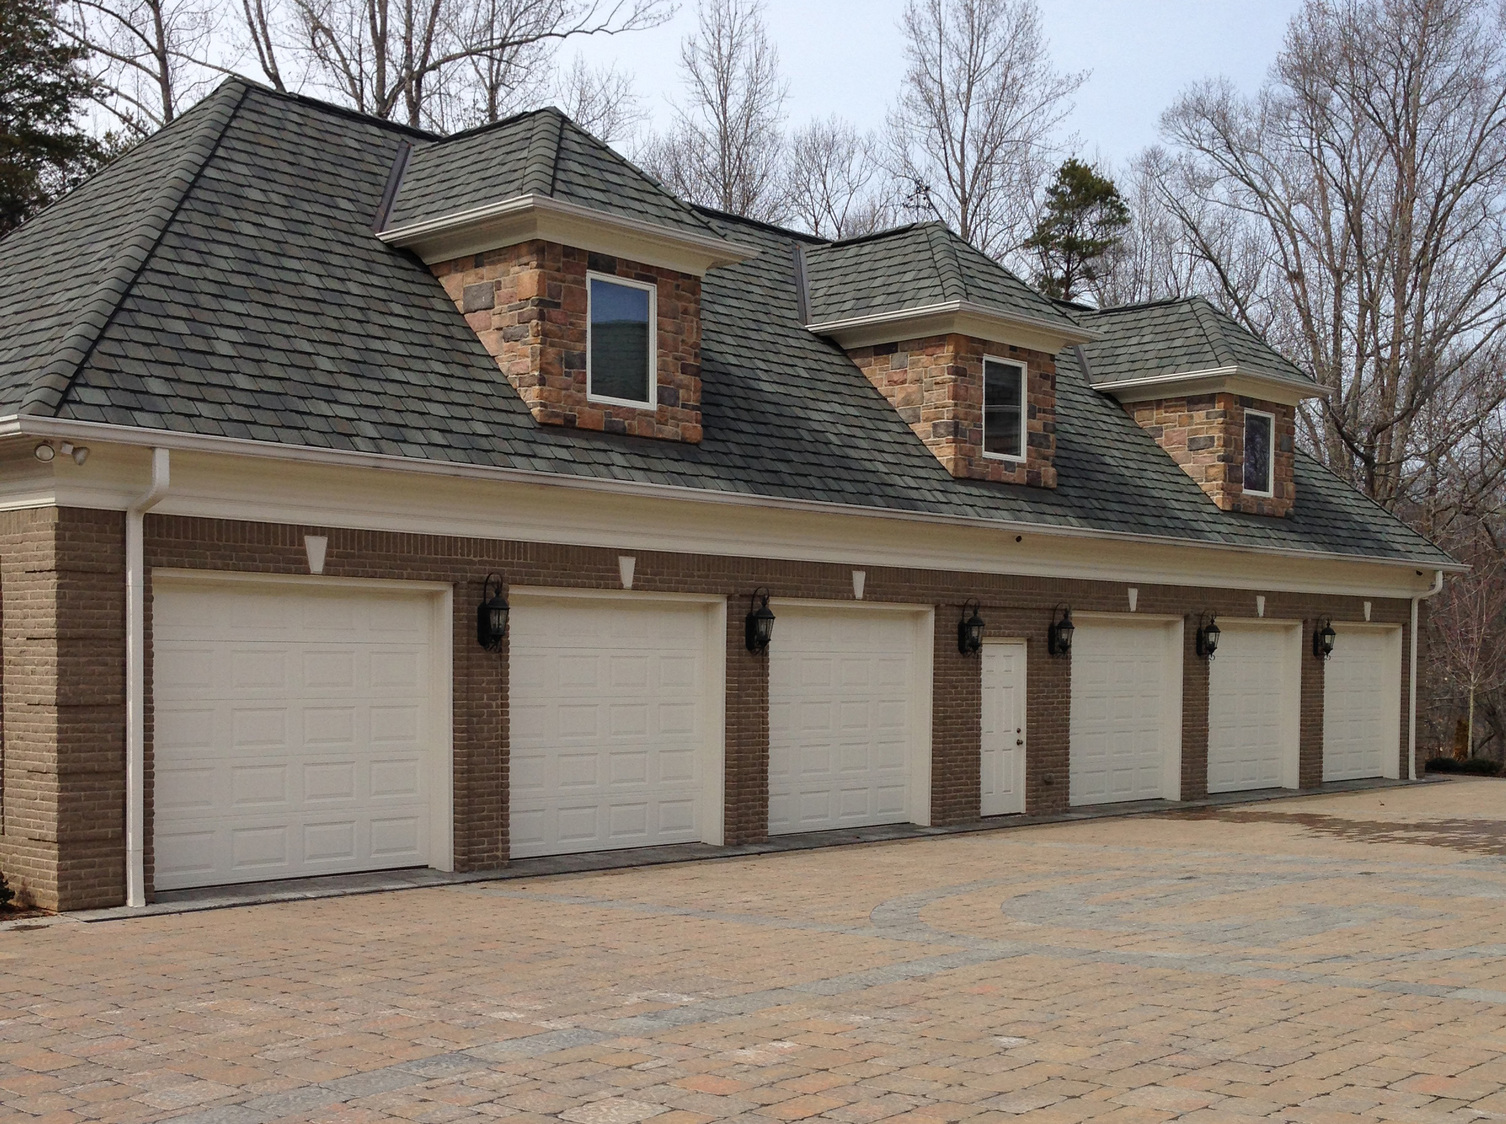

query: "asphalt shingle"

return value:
[0, 79, 1450, 569]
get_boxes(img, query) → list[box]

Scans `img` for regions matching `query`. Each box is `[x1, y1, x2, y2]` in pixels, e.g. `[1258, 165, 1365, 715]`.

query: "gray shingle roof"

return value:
[0, 79, 1450, 569]
[384, 106, 720, 240]
[803, 223, 1075, 330]
[1077, 296, 1314, 387]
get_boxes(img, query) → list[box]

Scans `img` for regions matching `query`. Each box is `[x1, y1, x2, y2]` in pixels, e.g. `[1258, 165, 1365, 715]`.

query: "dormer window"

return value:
[1243, 408, 1275, 497]
[588, 273, 656, 407]
[983, 357, 1026, 461]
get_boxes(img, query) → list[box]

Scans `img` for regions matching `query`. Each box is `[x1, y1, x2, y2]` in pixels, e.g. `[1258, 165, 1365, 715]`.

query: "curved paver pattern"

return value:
[5, 780, 1506, 1123]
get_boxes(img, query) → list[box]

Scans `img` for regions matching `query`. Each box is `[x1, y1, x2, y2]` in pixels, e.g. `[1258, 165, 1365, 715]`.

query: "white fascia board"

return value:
[807, 300, 1099, 355]
[1096, 365, 1330, 406]
[378, 193, 755, 276]
[0, 415, 1462, 596]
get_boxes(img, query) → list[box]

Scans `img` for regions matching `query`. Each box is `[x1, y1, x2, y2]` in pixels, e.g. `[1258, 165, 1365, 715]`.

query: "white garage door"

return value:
[509, 597, 721, 858]
[1070, 618, 1181, 806]
[154, 579, 447, 891]
[1324, 625, 1402, 781]
[769, 607, 930, 834]
[1208, 623, 1299, 793]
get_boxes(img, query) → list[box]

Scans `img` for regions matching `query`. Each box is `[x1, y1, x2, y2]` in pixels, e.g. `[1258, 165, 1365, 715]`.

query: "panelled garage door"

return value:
[153, 579, 448, 891]
[1208, 623, 1299, 793]
[508, 596, 723, 858]
[1324, 625, 1402, 781]
[1069, 618, 1182, 806]
[769, 606, 931, 834]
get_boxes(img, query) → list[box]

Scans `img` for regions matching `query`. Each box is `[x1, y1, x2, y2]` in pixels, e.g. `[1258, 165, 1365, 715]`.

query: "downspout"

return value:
[1409, 569, 1445, 781]
[126, 448, 170, 907]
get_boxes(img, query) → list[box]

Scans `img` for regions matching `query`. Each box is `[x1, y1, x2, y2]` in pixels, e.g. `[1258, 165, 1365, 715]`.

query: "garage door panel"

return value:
[154, 582, 443, 891]
[1324, 626, 1401, 780]
[1070, 620, 1179, 806]
[1208, 624, 1297, 793]
[508, 599, 717, 858]
[769, 608, 927, 835]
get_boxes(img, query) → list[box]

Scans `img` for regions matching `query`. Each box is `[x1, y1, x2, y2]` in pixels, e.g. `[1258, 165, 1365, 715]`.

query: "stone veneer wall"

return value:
[432, 241, 703, 442]
[1129, 393, 1296, 516]
[846, 334, 1058, 488]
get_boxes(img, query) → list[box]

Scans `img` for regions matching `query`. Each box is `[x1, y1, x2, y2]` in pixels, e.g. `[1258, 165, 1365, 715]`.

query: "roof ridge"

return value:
[19, 80, 248, 417]
[924, 225, 967, 303]
[1187, 296, 1239, 368]
[521, 108, 564, 196]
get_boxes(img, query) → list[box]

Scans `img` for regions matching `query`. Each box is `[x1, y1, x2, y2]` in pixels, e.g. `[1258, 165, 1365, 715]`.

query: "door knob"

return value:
[1016, 738, 1024, 746]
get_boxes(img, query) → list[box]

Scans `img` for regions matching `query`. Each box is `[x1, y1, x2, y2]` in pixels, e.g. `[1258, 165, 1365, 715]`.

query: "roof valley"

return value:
[19, 81, 248, 417]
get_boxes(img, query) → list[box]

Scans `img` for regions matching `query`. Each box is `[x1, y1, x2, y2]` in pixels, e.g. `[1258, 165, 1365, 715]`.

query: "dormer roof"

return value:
[379, 107, 752, 274]
[803, 223, 1095, 353]
[1076, 297, 1324, 406]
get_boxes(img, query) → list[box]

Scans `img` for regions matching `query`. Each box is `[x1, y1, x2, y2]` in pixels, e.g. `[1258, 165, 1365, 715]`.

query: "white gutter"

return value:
[805, 298, 1101, 345]
[0, 413, 1464, 579]
[125, 447, 169, 907]
[1093, 364, 1333, 401]
[1409, 568, 1445, 781]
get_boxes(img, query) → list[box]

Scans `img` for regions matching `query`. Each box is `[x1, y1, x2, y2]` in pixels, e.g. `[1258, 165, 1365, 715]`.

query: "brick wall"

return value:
[0, 507, 125, 912]
[0, 506, 1421, 908]
[847, 335, 1058, 488]
[432, 241, 703, 442]
[1129, 394, 1296, 516]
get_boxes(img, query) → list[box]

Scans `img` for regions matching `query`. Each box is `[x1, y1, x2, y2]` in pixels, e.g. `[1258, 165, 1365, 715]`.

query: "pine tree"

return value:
[0, 0, 101, 236]
[1024, 158, 1130, 302]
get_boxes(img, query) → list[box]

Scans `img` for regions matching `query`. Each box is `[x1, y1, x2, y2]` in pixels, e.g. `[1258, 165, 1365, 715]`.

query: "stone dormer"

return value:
[802, 224, 1096, 488]
[378, 108, 751, 442]
[1079, 298, 1324, 517]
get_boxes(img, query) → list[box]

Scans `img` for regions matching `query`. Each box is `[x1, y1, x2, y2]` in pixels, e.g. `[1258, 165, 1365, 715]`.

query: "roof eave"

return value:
[1094, 365, 1329, 408]
[806, 300, 1099, 354]
[379, 193, 756, 275]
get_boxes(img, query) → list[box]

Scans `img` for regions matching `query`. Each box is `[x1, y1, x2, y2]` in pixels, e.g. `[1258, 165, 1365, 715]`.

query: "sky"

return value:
[569, 0, 1305, 169]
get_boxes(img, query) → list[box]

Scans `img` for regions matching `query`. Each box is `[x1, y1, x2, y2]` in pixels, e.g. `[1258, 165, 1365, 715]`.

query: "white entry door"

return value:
[981, 642, 1026, 815]
[508, 596, 723, 858]
[153, 578, 449, 891]
[1208, 623, 1300, 793]
[768, 606, 932, 834]
[1324, 625, 1402, 781]
[1069, 618, 1182, 805]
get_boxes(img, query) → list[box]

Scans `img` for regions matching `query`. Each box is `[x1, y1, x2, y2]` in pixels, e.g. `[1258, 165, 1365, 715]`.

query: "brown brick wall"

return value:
[0, 507, 125, 911]
[848, 335, 1058, 487]
[1181, 616, 1211, 801]
[1300, 618, 1327, 787]
[432, 241, 703, 442]
[0, 507, 1422, 908]
[1129, 394, 1296, 516]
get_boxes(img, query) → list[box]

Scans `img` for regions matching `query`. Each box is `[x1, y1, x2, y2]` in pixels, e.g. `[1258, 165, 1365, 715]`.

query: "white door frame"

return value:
[150, 568, 457, 873]
[507, 586, 729, 846]
[981, 638, 1027, 816]
[1071, 613, 1184, 803]
[1209, 618, 1302, 791]
[768, 598, 935, 828]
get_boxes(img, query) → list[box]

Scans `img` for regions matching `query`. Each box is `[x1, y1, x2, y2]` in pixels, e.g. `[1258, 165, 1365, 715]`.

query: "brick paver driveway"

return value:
[8, 780, 1506, 1124]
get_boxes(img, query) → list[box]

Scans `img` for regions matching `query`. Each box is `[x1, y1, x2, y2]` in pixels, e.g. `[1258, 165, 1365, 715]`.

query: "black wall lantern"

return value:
[476, 572, 510, 651]
[958, 599, 985, 655]
[1313, 618, 1336, 660]
[745, 587, 775, 653]
[1196, 613, 1221, 660]
[1048, 604, 1074, 656]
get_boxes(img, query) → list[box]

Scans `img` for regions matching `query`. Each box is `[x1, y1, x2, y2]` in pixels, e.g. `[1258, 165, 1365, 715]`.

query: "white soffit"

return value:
[378, 193, 755, 276]
[806, 300, 1099, 356]
[1096, 365, 1329, 407]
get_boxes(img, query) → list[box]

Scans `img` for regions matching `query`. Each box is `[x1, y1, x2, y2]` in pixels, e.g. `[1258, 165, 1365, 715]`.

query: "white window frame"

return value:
[982, 355, 1027, 464]
[586, 270, 658, 409]
[1243, 408, 1276, 497]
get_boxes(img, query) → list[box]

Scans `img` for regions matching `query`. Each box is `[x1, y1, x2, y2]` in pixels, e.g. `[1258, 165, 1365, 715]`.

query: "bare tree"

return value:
[237, 0, 666, 129]
[1160, 0, 1506, 514]
[1428, 528, 1506, 759]
[638, 0, 788, 222]
[553, 53, 643, 143]
[58, 0, 224, 134]
[783, 116, 893, 239]
[887, 0, 1083, 262]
